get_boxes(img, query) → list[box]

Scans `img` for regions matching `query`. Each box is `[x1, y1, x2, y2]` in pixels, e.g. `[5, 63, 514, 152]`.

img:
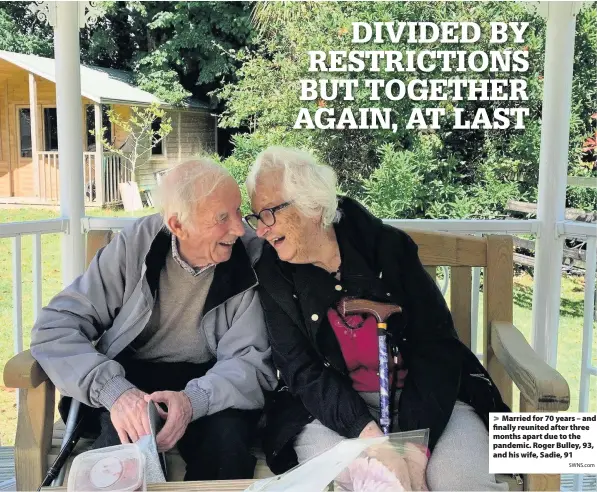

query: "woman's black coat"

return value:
[256, 197, 509, 474]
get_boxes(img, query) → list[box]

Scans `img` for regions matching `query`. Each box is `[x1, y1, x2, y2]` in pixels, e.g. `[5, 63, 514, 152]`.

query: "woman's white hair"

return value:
[157, 158, 232, 231]
[246, 147, 339, 228]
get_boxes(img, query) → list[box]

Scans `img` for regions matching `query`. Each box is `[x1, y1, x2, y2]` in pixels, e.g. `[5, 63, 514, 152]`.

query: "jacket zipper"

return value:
[200, 281, 258, 357]
[470, 373, 493, 386]
[105, 306, 151, 358]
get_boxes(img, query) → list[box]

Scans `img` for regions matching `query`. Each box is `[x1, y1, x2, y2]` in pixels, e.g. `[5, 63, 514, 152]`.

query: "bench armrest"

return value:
[3, 349, 50, 389]
[491, 321, 570, 411]
[5, 350, 55, 491]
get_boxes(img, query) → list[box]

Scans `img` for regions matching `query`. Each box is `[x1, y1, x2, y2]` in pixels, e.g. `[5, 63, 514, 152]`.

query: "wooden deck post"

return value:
[28, 73, 40, 198]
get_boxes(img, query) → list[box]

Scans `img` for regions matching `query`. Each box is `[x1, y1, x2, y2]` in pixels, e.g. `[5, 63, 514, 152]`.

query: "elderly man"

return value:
[30, 159, 277, 481]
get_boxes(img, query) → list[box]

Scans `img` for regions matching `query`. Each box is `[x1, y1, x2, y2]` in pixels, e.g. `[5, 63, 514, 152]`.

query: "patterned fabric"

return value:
[171, 234, 214, 276]
[328, 309, 380, 392]
[327, 309, 408, 393]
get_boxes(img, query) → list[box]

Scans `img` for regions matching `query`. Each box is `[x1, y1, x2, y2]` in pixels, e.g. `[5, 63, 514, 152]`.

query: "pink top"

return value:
[328, 308, 408, 392]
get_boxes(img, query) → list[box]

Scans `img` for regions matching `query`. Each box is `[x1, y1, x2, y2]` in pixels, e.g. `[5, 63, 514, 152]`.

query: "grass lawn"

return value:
[0, 208, 595, 446]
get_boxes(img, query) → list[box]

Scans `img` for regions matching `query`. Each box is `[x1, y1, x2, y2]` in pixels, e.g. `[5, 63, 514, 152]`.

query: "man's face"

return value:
[174, 177, 245, 266]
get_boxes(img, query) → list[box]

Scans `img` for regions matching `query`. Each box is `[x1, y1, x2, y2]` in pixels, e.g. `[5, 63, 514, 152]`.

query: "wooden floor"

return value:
[0, 447, 15, 491]
[0, 445, 594, 491]
[561, 474, 597, 491]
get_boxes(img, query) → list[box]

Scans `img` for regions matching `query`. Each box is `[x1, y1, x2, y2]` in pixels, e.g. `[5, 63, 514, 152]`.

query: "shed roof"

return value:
[0, 50, 208, 109]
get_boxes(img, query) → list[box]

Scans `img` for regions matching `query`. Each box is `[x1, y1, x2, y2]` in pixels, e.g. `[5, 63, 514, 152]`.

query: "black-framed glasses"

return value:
[244, 201, 292, 230]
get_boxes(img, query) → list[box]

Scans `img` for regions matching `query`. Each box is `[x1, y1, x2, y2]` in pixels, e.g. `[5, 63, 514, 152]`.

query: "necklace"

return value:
[333, 306, 366, 331]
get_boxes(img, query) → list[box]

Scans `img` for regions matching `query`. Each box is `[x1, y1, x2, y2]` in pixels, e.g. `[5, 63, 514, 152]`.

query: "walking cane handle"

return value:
[339, 298, 402, 323]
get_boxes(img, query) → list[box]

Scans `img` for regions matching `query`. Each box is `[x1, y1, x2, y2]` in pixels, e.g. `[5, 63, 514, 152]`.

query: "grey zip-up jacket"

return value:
[30, 214, 276, 421]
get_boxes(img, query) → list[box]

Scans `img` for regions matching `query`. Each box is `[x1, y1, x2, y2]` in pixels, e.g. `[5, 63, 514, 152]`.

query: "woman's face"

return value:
[250, 174, 320, 264]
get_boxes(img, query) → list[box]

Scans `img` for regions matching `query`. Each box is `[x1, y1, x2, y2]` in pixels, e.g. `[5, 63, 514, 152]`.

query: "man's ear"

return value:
[167, 215, 187, 240]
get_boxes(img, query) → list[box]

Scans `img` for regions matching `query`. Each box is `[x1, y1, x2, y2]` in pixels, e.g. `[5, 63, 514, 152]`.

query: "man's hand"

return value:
[145, 391, 193, 452]
[110, 388, 151, 444]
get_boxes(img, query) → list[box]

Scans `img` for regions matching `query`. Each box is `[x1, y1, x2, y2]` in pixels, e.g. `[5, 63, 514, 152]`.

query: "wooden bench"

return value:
[4, 229, 570, 491]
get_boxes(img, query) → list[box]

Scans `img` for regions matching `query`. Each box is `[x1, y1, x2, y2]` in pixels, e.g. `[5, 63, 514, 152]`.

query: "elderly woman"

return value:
[246, 147, 510, 491]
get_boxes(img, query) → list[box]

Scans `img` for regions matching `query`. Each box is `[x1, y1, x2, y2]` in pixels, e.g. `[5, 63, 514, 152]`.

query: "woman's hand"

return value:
[403, 442, 430, 491]
[367, 443, 412, 491]
[358, 421, 429, 491]
[359, 420, 385, 438]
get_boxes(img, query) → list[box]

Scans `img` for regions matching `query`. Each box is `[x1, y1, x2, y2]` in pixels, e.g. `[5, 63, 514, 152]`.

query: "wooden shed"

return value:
[0, 50, 217, 207]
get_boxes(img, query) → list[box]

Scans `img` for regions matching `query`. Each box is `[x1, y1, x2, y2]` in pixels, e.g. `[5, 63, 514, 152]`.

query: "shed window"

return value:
[86, 105, 112, 151]
[151, 117, 163, 155]
[43, 108, 58, 151]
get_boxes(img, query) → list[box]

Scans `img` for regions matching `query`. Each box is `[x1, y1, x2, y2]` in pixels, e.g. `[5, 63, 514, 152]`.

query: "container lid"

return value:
[67, 443, 145, 491]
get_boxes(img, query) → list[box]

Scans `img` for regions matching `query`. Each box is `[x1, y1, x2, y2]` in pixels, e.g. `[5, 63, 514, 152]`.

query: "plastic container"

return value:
[67, 444, 146, 491]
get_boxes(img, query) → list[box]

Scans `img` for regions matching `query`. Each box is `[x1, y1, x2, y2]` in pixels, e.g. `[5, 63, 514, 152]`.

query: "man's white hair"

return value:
[246, 147, 338, 228]
[158, 158, 232, 231]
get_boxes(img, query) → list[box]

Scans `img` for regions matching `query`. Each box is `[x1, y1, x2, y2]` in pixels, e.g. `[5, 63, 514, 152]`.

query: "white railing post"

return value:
[579, 236, 596, 412]
[12, 235, 23, 413]
[94, 103, 104, 206]
[12, 237, 23, 355]
[54, 1, 86, 285]
[531, 3, 579, 366]
[33, 233, 43, 321]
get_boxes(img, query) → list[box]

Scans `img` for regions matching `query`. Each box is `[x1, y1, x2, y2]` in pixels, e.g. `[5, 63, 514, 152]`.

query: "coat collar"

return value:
[334, 196, 384, 273]
[145, 228, 258, 314]
[171, 234, 215, 276]
[203, 238, 258, 314]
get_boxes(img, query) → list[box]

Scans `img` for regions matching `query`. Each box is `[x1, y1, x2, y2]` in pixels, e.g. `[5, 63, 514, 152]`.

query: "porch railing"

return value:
[561, 222, 597, 412]
[0, 219, 68, 356]
[103, 152, 132, 205]
[1, 216, 596, 489]
[36, 152, 131, 207]
[83, 152, 96, 206]
[37, 151, 60, 202]
[3, 216, 595, 401]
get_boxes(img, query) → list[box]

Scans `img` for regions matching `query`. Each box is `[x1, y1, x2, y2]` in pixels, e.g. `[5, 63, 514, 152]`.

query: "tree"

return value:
[217, 1, 597, 217]
[97, 102, 173, 182]
[0, 2, 52, 56]
[0, 1, 257, 106]
[78, 1, 255, 106]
